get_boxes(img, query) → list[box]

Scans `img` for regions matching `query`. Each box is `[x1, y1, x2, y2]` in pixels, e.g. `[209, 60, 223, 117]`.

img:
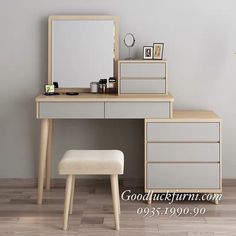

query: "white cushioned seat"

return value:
[58, 150, 124, 175]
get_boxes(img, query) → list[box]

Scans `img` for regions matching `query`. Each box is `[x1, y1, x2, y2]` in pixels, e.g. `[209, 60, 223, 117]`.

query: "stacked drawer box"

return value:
[145, 111, 222, 193]
[118, 60, 167, 94]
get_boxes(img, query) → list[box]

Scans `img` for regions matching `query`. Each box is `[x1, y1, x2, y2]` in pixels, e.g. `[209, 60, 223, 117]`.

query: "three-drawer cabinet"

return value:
[118, 60, 168, 95]
[145, 110, 222, 194]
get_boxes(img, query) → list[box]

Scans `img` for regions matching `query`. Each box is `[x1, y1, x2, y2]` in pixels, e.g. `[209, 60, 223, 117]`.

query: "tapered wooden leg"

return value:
[147, 191, 153, 205]
[110, 174, 120, 230]
[46, 119, 53, 190]
[63, 175, 73, 230]
[214, 199, 219, 205]
[116, 177, 121, 215]
[69, 176, 75, 215]
[37, 119, 49, 205]
[211, 193, 219, 205]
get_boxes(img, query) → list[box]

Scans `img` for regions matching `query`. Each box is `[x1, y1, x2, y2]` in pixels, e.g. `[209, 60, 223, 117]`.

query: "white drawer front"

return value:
[105, 102, 170, 119]
[147, 143, 220, 162]
[147, 163, 220, 189]
[120, 79, 166, 94]
[120, 63, 165, 78]
[147, 122, 220, 142]
[39, 102, 104, 119]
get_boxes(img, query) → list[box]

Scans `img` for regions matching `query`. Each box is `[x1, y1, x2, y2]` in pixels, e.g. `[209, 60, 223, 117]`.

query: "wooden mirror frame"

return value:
[48, 15, 119, 93]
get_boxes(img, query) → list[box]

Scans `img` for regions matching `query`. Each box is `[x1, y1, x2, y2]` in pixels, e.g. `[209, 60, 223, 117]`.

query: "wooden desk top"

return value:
[146, 110, 221, 122]
[35, 93, 174, 102]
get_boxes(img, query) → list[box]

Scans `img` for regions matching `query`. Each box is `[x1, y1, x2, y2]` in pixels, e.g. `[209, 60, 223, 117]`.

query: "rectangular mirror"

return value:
[48, 15, 119, 90]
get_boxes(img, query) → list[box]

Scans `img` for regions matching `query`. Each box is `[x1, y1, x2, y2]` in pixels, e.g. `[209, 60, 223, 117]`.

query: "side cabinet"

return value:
[118, 60, 168, 95]
[144, 111, 222, 194]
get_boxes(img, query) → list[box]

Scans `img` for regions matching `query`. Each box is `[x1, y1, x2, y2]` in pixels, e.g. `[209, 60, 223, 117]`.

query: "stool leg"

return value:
[69, 176, 75, 215]
[116, 178, 121, 215]
[63, 175, 72, 230]
[110, 174, 120, 230]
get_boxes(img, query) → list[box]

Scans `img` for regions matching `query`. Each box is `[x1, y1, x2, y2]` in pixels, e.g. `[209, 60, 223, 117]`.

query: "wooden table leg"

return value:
[37, 119, 49, 205]
[46, 119, 53, 190]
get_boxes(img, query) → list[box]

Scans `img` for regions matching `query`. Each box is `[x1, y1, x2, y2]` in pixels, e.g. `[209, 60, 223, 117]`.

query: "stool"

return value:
[58, 150, 124, 231]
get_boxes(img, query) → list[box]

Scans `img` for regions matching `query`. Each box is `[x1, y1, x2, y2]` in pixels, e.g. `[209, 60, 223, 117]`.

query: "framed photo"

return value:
[143, 46, 153, 60]
[153, 43, 164, 60]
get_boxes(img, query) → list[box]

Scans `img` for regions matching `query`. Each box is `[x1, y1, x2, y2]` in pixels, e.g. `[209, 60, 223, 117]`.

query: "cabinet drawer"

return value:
[147, 143, 220, 162]
[120, 79, 166, 94]
[39, 102, 104, 119]
[105, 102, 170, 119]
[147, 163, 220, 189]
[120, 62, 165, 78]
[147, 122, 219, 142]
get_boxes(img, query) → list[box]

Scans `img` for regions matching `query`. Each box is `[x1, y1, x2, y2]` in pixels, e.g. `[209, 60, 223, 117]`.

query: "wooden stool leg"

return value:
[63, 175, 73, 230]
[69, 176, 75, 215]
[116, 177, 121, 215]
[37, 119, 49, 205]
[110, 174, 120, 230]
[46, 119, 53, 190]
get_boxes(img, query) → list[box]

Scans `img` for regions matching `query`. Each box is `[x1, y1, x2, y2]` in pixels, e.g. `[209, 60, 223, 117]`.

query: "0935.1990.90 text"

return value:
[137, 207, 206, 217]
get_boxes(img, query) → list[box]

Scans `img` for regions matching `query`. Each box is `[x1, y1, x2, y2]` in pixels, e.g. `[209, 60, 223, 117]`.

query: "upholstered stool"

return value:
[58, 150, 124, 231]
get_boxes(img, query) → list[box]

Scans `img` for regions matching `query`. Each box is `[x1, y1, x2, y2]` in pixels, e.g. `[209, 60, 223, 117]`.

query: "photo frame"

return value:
[153, 43, 164, 60]
[143, 46, 153, 60]
[45, 84, 55, 94]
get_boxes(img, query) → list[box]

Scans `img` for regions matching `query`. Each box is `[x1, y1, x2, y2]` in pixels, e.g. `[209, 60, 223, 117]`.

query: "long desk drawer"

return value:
[38, 102, 104, 119]
[147, 143, 220, 162]
[147, 163, 220, 189]
[120, 79, 166, 94]
[147, 122, 220, 142]
[105, 102, 170, 119]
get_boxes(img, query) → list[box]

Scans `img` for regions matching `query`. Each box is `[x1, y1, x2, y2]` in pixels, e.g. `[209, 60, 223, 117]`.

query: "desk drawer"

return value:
[39, 102, 104, 119]
[147, 163, 220, 189]
[120, 62, 165, 78]
[147, 143, 220, 162]
[105, 102, 170, 119]
[120, 79, 166, 94]
[147, 122, 219, 142]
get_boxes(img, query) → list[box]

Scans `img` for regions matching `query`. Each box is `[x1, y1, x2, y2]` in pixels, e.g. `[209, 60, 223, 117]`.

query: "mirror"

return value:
[124, 33, 135, 59]
[48, 16, 119, 90]
[124, 33, 135, 47]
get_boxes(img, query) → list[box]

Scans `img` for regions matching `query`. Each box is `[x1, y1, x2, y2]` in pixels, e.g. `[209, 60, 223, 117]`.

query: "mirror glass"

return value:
[51, 18, 116, 88]
[124, 33, 135, 47]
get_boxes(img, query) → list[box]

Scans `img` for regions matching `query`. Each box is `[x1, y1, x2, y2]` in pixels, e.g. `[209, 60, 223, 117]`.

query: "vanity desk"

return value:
[35, 93, 174, 204]
[35, 15, 222, 205]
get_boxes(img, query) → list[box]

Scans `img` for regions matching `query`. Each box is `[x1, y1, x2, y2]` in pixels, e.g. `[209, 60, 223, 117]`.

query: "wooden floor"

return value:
[0, 180, 236, 236]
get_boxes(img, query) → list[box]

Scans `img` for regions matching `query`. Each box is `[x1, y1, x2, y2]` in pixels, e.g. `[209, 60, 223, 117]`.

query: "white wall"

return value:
[0, 0, 235, 178]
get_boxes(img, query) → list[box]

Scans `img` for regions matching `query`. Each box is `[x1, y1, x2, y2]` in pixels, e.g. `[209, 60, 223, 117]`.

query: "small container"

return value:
[107, 77, 117, 94]
[99, 79, 107, 94]
[90, 82, 99, 93]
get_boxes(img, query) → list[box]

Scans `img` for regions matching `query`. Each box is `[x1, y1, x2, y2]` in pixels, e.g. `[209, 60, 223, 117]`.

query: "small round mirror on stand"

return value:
[124, 33, 136, 60]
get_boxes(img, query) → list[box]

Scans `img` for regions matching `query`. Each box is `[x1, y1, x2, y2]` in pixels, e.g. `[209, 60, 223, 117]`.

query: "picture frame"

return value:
[143, 46, 153, 60]
[153, 43, 164, 60]
[45, 84, 55, 94]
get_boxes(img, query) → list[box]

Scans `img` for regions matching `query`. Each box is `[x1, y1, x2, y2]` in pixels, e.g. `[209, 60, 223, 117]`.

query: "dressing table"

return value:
[35, 15, 221, 205]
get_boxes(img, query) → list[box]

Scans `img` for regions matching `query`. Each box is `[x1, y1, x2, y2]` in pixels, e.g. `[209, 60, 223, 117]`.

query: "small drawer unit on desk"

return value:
[118, 60, 168, 95]
[144, 110, 222, 193]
